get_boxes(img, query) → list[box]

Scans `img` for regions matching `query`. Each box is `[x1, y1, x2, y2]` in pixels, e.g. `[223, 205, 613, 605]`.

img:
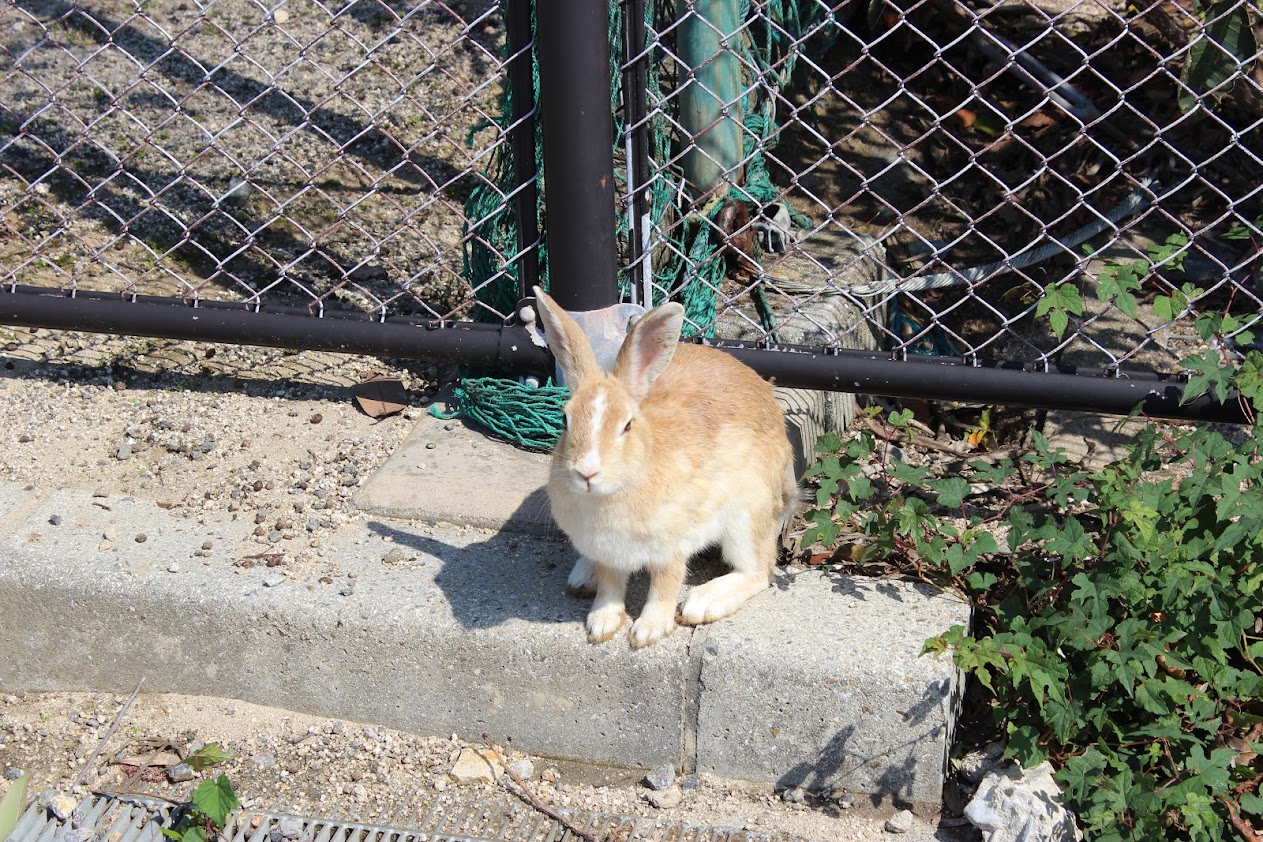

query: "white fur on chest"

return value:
[551, 491, 731, 573]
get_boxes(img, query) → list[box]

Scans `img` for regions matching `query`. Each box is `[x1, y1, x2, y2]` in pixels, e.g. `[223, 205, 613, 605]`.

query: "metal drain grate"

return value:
[7, 792, 803, 842]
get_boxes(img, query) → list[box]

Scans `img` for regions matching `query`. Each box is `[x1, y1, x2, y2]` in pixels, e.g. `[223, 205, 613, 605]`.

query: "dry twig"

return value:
[73, 678, 144, 791]
[483, 737, 602, 842]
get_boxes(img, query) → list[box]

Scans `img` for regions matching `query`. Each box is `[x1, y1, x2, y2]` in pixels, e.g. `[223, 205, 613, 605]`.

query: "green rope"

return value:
[429, 377, 569, 452]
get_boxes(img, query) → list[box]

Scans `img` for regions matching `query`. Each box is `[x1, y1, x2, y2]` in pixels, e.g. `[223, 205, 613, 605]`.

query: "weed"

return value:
[803, 246, 1263, 839]
[160, 743, 240, 842]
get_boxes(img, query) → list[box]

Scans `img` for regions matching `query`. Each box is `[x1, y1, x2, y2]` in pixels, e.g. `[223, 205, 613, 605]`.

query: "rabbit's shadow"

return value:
[367, 490, 736, 631]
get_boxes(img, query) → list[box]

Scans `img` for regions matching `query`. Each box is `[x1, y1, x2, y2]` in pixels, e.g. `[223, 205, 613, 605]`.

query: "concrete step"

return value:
[0, 468, 966, 806]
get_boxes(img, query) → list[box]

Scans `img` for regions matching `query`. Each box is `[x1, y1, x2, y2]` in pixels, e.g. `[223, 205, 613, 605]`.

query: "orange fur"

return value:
[534, 287, 797, 648]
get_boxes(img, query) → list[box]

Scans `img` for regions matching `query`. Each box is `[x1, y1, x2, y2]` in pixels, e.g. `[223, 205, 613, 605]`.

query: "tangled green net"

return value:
[429, 377, 568, 452]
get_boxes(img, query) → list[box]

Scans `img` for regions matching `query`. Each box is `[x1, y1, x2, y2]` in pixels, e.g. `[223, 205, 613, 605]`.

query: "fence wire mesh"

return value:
[630, 0, 1263, 377]
[1, 0, 525, 323]
[1, 0, 1261, 384]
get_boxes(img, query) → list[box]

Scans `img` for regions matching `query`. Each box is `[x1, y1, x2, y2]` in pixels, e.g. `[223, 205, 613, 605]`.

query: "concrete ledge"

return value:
[354, 416, 558, 536]
[0, 481, 967, 802]
[697, 574, 963, 803]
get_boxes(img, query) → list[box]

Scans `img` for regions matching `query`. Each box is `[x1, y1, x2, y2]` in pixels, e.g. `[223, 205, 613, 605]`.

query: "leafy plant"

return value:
[803, 323, 1263, 838]
[1178, 0, 1260, 114]
[160, 744, 240, 842]
[0, 771, 30, 840]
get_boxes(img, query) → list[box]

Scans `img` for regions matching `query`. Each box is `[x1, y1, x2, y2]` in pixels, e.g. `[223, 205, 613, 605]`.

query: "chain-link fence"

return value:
[628, 0, 1263, 378]
[2, 0, 1261, 391]
[1, 0, 527, 323]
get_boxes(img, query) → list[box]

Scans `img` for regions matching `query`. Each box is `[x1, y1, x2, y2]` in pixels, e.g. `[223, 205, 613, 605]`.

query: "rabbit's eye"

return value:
[622, 419, 633, 435]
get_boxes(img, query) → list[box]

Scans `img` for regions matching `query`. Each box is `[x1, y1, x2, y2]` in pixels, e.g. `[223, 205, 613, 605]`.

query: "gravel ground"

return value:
[0, 690, 970, 842]
[0, 327, 438, 579]
[0, 330, 975, 840]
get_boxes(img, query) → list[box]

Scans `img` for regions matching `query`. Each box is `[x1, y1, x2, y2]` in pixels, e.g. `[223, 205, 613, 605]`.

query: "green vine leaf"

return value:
[191, 774, 240, 829]
[1178, 0, 1258, 114]
[1036, 281, 1084, 339]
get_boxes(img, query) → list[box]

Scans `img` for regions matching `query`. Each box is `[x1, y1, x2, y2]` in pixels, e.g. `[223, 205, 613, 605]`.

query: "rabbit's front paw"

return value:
[629, 609, 675, 649]
[586, 605, 629, 643]
[566, 556, 598, 597]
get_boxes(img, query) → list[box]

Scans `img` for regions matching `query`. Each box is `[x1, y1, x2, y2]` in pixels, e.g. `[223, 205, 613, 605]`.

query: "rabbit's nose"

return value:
[576, 468, 600, 490]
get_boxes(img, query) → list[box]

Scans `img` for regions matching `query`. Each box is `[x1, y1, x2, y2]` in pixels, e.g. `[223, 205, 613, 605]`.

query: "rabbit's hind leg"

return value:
[678, 511, 776, 626]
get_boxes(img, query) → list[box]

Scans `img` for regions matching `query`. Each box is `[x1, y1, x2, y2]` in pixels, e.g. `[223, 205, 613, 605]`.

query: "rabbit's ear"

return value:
[613, 301, 685, 399]
[534, 286, 601, 387]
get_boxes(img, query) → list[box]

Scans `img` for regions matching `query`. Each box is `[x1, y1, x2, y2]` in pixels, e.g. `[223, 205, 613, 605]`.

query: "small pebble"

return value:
[169, 763, 196, 783]
[309, 413, 322, 424]
[39, 791, 76, 821]
[134, 533, 147, 543]
[167, 563, 180, 573]
[48, 514, 61, 526]
[382, 547, 410, 565]
[644, 763, 675, 791]
[645, 786, 683, 809]
[885, 809, 914, 834]
[780, 787, 807, 804]
[506, 758, 535, 780]
[2, 767, 23, 780]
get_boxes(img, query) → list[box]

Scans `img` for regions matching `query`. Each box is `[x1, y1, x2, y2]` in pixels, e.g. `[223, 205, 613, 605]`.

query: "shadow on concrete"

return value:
[364, 492, 755, 631]
[367, 514, 588, 631]
[0, 354, 434, 401]
[774, 677, 955, 809]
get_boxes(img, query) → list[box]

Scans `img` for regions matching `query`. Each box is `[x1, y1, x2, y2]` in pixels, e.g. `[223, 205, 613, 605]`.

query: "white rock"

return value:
[645, 786, 683, 809]
[960, 741, 1006, 784]
[506, 758, 535, 780]
[449, 747, 503, 784]
[964, 761, 1082, 842]
[884, 808, 915, 833]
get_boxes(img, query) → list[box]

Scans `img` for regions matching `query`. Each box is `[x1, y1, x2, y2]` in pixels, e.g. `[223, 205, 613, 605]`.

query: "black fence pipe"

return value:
[705, 339, 1248, 424]
[507, 0, 540, 300]
[620, 0, 650, 302]
[0, 288, 1246, 423]
[536, 0, 619, 311]
[0, 287, 552, 371]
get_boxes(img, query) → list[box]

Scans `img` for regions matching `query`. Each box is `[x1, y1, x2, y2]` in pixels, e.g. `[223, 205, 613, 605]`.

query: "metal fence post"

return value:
[507, 0, 540, 301]
[535, 0, 619, 311]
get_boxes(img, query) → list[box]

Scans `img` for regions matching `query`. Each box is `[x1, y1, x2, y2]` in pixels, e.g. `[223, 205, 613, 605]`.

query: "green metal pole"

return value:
[678, 0, 744, 200]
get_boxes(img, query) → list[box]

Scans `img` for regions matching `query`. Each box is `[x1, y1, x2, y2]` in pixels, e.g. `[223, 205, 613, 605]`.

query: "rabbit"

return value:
[532, 286, 798, 648]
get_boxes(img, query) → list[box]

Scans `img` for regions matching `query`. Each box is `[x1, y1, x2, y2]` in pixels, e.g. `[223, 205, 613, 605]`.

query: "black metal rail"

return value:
[0, 286, 552, 372]
[0, 286, 1244, 423]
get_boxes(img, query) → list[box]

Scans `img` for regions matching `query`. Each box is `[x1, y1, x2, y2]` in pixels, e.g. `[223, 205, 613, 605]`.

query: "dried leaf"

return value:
[1019, 112, 1056, 131]
[114, 750, 183, 769]
[352, 377, 408, 418]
